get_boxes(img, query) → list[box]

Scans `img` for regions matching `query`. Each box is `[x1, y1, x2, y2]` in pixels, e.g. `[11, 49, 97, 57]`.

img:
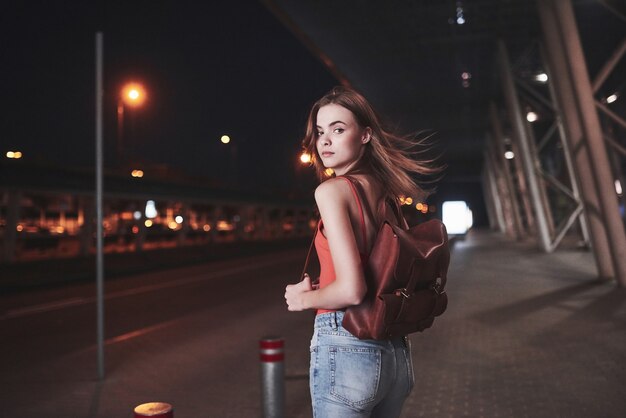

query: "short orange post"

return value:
[134, 402, 173, 418]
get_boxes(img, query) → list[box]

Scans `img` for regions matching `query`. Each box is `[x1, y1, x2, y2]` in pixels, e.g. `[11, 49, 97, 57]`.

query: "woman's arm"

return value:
[285, 178, 367, 311]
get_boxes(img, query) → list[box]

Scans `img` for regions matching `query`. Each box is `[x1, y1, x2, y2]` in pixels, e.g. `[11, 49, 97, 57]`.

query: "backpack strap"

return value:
[300, 225, 317, 281]
[337, 176, 368, 254]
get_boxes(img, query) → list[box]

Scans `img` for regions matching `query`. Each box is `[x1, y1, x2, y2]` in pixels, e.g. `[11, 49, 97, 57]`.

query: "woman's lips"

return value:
[321, 152, 334, 157]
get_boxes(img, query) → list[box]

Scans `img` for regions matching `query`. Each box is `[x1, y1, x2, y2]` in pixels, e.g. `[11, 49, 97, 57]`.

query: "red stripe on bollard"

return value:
[260, 353, 285, 362]
[259, 340, 284, 349]
[259, 337, 285, 363]
[260, 337, 285, 417]
[134, 402, 173, 418]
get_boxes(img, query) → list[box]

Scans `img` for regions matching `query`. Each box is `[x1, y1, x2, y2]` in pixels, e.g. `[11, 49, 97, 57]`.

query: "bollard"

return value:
[134, 402, 173, 418]
[259, 336, 285, 418]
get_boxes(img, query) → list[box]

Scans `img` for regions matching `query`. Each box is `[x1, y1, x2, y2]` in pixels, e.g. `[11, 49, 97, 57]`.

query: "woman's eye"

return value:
[316, 131, 323, 137]
[333, 128, 344, 134]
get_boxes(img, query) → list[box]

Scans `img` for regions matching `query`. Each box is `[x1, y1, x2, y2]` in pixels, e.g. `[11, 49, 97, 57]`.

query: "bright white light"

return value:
[175, 215, 183, 224]
[534, 73, 548, 83]
[457, 17, 465, 24]
[504, 151, 515, 160]
[526, 111, 538, 122]
[442, 201, 473, 235]
[145, 200, 158, 219]
[221, 135, 231, 144]
[606, 94, 618, 104]
[6, 151, 23, 159]
[616, 179, 623, 196]
[300, 152, 311, 164]
[466, 208, 474, 230]
[133, 211, 142, 220]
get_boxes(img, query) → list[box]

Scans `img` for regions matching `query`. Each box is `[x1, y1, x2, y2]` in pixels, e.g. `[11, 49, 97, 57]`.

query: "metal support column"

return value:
[522, 115, 555, 237]
[481, 166, 496, 230]
[497, 40, 552, 252]
[537, 2, 613, 278]
[483, 154, 506, 233]
[489, 102, 525, 240]
[486, 135, 517, 238]
[509, 130, 537, 235]
[550, 0, 626, 284]
[539, 45, 590, 246]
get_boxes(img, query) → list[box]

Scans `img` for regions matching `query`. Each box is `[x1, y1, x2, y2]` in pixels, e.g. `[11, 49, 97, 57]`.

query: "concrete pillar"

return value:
[210, 206, 223, 243]
[2, 190, 20, 263]
[177, 203, 190, 246]
[136, 205, 147, 252]
[537, 0, 618, 280]
[236, 205, 250, 241]
[497, 40, 553, 252]
[79, 196, 95, 256]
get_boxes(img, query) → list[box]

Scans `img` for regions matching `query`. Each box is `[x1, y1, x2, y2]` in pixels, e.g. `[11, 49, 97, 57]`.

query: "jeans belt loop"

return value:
[331, 312, 339, 330]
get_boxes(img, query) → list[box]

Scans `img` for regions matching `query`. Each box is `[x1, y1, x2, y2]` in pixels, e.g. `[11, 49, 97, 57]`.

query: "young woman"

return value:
[284, 86, 438, 418]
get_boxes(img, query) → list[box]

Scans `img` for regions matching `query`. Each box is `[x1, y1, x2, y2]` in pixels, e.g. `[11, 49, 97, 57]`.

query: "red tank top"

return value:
[316, 177, 370, 315]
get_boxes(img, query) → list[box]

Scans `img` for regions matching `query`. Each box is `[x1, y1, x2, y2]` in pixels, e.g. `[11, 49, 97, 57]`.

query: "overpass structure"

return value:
[0, 162, 316, 263]
[263, 0, 626, 285]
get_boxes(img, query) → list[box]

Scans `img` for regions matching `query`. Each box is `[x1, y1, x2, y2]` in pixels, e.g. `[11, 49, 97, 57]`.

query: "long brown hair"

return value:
[302, 86, 442, 200]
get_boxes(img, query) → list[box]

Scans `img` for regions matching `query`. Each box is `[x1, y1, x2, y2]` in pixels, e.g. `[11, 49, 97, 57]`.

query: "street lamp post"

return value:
[117, 82, 146, 165]
[221, 134, 238, 187]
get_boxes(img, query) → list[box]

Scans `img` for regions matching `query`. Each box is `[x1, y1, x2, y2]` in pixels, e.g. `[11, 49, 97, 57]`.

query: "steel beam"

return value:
[537, 0, 613, 278]
[489, 104, 525, 239]
[549, 0, 626, 285]
[497, 41, 552, 252]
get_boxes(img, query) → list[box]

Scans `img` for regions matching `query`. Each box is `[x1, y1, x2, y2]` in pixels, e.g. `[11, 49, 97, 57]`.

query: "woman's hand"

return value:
[285, 273, 316, 311]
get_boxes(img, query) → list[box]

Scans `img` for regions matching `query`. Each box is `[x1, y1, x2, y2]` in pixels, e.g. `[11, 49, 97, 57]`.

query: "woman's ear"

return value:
[362, 127, 372, 144]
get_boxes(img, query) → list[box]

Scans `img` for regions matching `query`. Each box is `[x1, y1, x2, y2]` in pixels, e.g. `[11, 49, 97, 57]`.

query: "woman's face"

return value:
[315, 104, 370, 176]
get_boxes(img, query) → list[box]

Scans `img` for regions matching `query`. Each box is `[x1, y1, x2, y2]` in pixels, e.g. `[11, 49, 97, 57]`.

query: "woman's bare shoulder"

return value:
[314, 177, 352, 205]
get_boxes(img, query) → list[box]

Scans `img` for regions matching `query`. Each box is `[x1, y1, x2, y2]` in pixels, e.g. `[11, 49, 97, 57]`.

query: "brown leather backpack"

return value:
[301, 176, 450, 340]
[344, 180, 449, 339]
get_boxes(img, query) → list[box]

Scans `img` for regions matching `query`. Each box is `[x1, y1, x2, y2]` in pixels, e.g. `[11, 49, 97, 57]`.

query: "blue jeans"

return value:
[309, 311, 415, 418]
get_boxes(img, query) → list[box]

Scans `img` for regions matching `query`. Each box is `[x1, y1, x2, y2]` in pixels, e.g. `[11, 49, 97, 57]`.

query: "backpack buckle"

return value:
[430, 279, 444, 295]
[395, 288, 411, 299]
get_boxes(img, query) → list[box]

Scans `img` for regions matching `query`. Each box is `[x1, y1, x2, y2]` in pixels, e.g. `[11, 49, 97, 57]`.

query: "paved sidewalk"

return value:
[400, 230, 626, 418]
[2, 229, 625, 417]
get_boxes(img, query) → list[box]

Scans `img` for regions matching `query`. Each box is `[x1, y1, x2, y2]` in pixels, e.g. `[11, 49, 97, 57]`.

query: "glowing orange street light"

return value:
[300, 152, 312, 164]
[121, 82, 147, 107]
[117, 82, 147, 165]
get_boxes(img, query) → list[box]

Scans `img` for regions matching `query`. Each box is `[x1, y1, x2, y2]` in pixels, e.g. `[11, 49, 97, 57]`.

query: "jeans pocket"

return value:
[402, 339, 415, 395]
[329, 346, 382, 407]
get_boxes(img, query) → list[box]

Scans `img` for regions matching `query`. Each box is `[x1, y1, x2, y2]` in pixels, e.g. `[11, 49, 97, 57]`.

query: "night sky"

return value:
[2, 0, 338, 193]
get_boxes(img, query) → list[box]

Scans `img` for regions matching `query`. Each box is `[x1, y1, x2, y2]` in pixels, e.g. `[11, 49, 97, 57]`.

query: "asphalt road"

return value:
[5, 231, 623, 418]
[0, 247, 316, 417]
